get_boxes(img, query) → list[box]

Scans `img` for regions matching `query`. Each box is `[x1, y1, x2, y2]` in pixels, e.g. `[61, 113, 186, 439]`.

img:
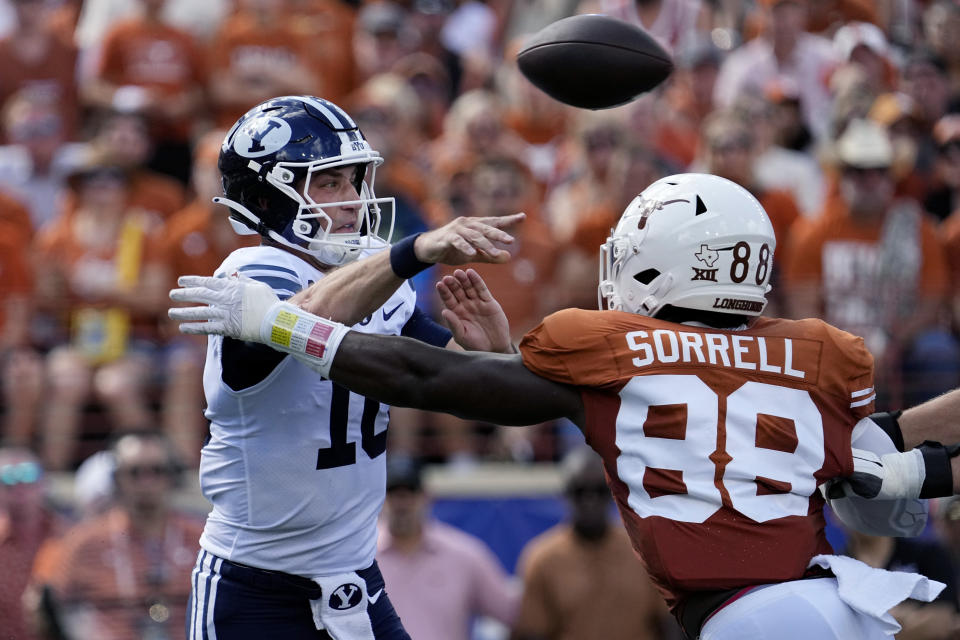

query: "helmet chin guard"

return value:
[598, 173, 776, 318]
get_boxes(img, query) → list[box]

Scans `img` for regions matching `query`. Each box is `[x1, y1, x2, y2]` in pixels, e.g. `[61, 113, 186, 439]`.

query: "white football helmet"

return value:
[598, 173, 776, 317]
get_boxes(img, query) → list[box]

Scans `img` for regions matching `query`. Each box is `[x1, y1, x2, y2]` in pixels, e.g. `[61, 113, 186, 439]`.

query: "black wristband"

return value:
[918, 441, 954, 498]
[389, 233, 432, 280]
[870, 410, 905, 452]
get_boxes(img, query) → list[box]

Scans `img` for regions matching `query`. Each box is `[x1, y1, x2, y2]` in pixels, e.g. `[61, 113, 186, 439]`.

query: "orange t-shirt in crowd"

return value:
[33, 207, 166, 346]
[161, 200, 259, 282]
[42, 508, 203, 640]
[207, 14, 315, 128]
[0, 220, 33, 333]
[0, 32, 79, 141]
[783, 200, 949, 334]
[520, 309, 874, 612]
[783, 202, 948, 296]
[0, 188, 35, 242]
[96, 18, 206, 141]
[513, 525, 668, 640]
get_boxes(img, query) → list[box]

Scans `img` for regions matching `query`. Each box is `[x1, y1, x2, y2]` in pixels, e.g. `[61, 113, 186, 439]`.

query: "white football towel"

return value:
[309, 572, 376, 640]
[808, 554, 945, 635]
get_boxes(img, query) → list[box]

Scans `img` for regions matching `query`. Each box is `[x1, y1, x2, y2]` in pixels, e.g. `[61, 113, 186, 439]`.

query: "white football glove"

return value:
[169, 274, 281, 342]
[827, 448, 925, 501]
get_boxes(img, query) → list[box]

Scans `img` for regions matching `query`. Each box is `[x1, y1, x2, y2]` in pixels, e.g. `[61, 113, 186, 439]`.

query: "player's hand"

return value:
[415, 213, 525, 266]
[439, 269, 514, 354]
[168, 274, 280, 342]
[826, 447, 925, 500]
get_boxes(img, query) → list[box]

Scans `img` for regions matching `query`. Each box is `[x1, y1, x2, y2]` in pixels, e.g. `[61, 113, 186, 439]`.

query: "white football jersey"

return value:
[199, 244, 416, 576]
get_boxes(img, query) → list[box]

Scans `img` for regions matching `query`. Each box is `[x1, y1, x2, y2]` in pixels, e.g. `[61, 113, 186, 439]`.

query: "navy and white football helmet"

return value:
[217, 95, 395, 266]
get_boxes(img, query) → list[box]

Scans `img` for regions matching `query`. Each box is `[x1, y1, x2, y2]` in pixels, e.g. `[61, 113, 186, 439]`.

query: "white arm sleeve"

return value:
[825, 417, 928, 537]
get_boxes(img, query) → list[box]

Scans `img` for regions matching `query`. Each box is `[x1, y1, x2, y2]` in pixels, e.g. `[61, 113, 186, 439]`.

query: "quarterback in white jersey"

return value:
[181, 96, 523, 640]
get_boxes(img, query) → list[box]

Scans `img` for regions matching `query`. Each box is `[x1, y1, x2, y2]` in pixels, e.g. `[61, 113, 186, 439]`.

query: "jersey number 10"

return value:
[316, 383, 387, 469]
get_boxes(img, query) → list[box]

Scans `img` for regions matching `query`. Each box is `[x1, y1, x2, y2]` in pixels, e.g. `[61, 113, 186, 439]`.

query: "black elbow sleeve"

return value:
[870, 410, 905, 452]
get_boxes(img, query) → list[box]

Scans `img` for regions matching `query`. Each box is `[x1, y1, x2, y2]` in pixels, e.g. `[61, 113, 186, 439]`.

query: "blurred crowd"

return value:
[1, 0, 960, 576]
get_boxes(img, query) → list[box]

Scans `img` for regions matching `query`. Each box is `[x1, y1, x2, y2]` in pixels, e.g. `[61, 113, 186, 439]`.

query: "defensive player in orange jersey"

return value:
[170, 173, 960, 640]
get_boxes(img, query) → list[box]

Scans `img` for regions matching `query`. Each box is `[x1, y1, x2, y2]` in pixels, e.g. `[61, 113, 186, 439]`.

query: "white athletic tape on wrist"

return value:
[878, 449, 925, 500]
[260, 302, 349, 377]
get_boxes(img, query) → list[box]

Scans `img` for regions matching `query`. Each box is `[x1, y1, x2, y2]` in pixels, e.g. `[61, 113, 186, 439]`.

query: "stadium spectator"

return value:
[0, 0, 79, 144]
[83, 0, 206, 184]
[732, 92, 825, 217]
[576, 0, 708, 54]
[29, 431, 202, 640]
[87, 109, 187, 223]
[353, 1, 419, 87]
[33, 154, 169, 469]
[289, 0, 358, 106]
[842, 528, 960, 639]
[927, 114, 960, 221]
[832, 21, 895, 95]
[428, 88, 528, 235]
[511, 446, 674, 640]
[207, 0, 319, 129]
[785, 119, 958, 408]
[921, 1, 960, 103]
[392, 52, 454, 140]
[714, 0, 838, 140]
[377, 457, 520, 640]
[0, 91, 77, 230]
[0, 447, 58, 640]
[900, 50, 951, 134]
[655, 36, 723, 169]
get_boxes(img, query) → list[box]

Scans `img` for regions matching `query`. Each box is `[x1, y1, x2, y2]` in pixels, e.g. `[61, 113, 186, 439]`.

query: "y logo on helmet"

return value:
[233, 116, 293, 158]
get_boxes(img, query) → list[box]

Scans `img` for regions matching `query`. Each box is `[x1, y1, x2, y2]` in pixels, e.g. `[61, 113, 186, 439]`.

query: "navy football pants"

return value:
[187, 551, 411, 640]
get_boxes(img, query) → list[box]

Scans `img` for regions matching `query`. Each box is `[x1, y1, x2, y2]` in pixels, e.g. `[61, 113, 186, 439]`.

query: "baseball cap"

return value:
[833, 21, 889, 61]
[835, 119, 893, 168]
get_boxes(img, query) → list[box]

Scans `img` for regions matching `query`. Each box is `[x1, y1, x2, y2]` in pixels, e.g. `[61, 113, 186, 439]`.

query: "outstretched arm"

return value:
[170, 274, 584, 426]
[292, 213, 524, 326]
[899, 389, 960, 450]
[329, 332, 583, 427]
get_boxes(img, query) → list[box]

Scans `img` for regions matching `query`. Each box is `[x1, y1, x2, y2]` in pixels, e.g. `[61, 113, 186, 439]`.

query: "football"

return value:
[516, 14, 673, 110]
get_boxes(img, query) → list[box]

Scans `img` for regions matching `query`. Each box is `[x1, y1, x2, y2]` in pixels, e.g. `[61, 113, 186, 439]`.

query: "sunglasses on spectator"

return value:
[116, 464, 174, 479]
[0, 461, 42, 486]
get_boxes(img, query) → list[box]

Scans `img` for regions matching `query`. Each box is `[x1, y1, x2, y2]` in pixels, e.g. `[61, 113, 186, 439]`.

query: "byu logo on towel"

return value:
[330, 583, 363, 610]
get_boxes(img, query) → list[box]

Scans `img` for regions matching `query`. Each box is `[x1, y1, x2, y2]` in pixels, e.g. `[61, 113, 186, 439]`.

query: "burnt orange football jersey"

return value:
[520, 309, 875, 612]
